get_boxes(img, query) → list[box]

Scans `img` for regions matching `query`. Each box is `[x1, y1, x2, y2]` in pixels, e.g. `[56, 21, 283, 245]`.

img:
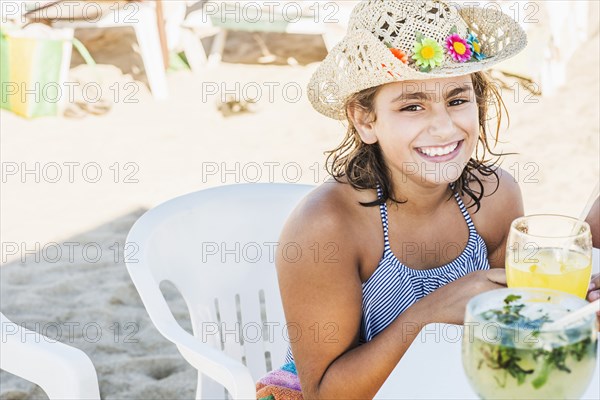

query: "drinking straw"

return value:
[560, 183, 598, 261]
[578, 182, 600, 222]
[569, 182, 599, 237]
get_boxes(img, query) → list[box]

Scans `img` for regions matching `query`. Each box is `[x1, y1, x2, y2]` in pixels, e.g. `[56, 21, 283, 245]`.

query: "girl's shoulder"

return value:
[286, 178, 374, 233]
[466, 166, 524, 253]
[277, 178, 377, 266]
[464, 166, 523, 209]
[474, 167, 522, 209]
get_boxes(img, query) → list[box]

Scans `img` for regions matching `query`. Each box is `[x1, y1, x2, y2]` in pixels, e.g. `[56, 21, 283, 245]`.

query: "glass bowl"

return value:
[462, 288, 598, 399]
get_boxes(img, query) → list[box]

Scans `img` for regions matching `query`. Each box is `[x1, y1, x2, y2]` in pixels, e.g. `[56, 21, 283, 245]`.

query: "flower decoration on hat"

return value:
[467, 31, 485, 61]
[412, 33, 444, 72]
[384, 42, 409, 64]
[381, 42, 408, 78]
[445, 33, 472, 63]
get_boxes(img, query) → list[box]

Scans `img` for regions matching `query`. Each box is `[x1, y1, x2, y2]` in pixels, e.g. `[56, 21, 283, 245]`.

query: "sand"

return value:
[1, 7, 599, 400]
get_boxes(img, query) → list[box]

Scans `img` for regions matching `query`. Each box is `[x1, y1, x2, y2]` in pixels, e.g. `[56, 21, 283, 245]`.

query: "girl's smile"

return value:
[415, 139, 464, 162]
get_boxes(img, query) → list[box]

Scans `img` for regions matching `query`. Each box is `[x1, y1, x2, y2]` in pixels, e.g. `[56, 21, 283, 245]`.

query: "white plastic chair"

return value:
[48, 1, 169, 100]
[125, 183, 314, 399]
[0, 313, 100, 400]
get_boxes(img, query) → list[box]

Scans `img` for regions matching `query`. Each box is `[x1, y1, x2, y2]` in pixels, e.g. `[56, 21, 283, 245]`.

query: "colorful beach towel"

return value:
[256, 362, 303, 400]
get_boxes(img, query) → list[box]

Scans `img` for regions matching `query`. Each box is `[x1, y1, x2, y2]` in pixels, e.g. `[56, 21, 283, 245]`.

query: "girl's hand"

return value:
[587, 273, 600, 328]
[421, 269, 507, 325]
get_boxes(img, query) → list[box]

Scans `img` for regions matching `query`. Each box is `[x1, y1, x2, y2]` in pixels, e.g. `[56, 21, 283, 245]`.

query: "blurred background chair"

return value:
[25, 0, 169, 100]
[180, 0, 352, 70]
[179, 1, 224, 71]
[125, 183, 314, 399]
[0, 313, 100, 400]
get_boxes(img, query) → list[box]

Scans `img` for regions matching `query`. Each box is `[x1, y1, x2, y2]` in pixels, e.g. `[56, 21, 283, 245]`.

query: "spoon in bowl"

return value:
[543, 299, 600, 331]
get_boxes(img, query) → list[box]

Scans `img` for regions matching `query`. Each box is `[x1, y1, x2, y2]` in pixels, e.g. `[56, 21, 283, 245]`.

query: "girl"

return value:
[257, 1, 528, 398]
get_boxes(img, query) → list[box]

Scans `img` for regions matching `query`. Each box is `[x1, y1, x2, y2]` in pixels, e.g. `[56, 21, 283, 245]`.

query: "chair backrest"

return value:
[126, 183, 314, 385]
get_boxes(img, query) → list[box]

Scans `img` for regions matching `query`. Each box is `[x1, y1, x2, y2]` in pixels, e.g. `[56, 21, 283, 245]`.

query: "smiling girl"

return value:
[257, 1, 528, 399]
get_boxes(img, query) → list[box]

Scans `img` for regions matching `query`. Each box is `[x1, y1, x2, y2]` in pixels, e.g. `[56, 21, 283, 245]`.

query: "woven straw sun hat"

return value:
[308, 0, 528, 120]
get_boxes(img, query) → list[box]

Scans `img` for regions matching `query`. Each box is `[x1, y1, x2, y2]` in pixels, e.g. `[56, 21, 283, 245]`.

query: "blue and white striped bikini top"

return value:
[360, 185, 490, 342]
[285, 185, 490, 364]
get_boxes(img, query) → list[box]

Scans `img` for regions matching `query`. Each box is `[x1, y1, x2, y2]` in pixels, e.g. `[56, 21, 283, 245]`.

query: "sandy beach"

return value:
[1, 5, 599, 399]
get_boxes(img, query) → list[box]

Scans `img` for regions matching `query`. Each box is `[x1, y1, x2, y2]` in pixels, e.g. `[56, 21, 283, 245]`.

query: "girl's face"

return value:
[361, 75, 480, 187]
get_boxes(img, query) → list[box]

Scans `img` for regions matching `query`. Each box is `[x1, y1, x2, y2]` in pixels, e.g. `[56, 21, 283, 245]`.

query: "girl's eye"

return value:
[400, 104, 423, 112]
[449, 98, 469, 106]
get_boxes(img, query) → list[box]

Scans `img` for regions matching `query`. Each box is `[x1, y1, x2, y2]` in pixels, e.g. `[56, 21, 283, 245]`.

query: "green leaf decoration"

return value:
[384, 41, 393, 49]
[450, 25, 458, 34]
[504, 294, 522, 305]
[419, 65, 432, 73]
[415, 31, 425, 43]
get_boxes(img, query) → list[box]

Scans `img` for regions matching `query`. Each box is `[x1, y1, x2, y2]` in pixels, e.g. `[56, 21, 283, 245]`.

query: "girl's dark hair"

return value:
[325, 71, 507, 212]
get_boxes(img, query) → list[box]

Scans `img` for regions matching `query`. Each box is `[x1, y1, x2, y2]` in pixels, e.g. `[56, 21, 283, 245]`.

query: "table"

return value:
[375, 323, 600, 399]
[375, 249, 600, 399]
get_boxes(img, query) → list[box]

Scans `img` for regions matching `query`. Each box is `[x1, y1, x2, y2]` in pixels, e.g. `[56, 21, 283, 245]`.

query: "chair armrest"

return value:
[125, 263, 256, 399]
[170, 324, 257, 400]
[0, 313, 100, 400]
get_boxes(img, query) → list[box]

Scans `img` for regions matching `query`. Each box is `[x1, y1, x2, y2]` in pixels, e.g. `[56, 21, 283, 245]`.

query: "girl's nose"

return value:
[428, 108, 456, 139]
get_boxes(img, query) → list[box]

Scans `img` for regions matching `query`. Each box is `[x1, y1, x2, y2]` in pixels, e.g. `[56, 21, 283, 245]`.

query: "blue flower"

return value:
[467, 33, 485, 61]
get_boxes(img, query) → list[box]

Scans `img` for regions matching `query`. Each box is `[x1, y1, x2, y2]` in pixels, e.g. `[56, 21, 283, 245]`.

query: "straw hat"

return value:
[308, 0, 528, 120]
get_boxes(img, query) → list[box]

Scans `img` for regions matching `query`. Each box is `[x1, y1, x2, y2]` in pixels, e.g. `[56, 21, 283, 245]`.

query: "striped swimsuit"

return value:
[258, 186, 490, 399]
[360, 185, 491, 341]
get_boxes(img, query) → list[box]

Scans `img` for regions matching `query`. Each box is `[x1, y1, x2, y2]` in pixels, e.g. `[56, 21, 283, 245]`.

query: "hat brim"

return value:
[308, 6, 528, 120]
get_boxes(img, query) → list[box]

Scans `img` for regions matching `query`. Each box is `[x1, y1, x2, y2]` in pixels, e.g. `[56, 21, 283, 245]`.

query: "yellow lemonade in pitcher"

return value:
[506, 248, 592, 298]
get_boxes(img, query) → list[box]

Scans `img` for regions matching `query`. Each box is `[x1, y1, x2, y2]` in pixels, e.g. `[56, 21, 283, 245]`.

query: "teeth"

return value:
[418, 142, 458, 157]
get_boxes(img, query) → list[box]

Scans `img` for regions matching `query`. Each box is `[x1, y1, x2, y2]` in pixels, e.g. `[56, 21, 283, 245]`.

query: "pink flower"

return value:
[445, 34, 472, 63]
